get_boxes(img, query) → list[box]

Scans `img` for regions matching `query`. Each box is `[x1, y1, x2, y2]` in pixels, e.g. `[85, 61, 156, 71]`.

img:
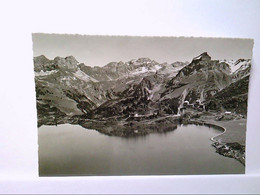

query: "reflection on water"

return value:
[38, 124, 244, 176]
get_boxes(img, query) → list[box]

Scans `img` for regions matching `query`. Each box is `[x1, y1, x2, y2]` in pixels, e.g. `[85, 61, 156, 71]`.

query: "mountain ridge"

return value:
[34, 53, 251, 126]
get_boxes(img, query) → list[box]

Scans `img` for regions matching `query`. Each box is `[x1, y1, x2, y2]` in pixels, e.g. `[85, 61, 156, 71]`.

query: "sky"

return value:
[32, 33, 254, 67]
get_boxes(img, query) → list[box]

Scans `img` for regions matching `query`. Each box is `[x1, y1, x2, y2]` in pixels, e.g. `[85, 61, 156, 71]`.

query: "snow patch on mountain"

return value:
[73, 69, 98, 82]
[220, 59, 251, 74]
[35, 70, 58, 76]
[132, 67, 149, 75]
[131, 65, 162, 75]
[154, 65, 161, 71]
[220, 60, 239, 73]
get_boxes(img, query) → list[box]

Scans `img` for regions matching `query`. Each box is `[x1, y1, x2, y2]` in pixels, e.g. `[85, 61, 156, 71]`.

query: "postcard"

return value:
[33, 34, 253, 176]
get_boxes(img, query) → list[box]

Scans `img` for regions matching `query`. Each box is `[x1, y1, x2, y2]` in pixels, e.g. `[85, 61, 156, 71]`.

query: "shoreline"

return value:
[78, 116, 179, 137]
[184, 119, 245, 166]
[38, 113, 246, 166]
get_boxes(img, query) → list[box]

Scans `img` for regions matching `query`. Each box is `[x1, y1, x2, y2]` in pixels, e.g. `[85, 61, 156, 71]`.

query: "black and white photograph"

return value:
[1, 0, 260, 193]
[33, 34, 253, 176]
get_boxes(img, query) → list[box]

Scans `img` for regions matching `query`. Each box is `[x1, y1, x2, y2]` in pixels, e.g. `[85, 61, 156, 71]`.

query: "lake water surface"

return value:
[38, 124, 244, 176]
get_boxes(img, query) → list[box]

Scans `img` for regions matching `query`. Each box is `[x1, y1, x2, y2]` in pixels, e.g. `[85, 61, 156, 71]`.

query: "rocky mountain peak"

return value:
[172, 52, 234, 93]
[105, 62, 118, 68]
[136, 57, 152, 63]
[34, 55, 54, 72]
[34, 55, 50, 66]
[192, 52, 211, 62]
[53, 56, 79, 70]
[175, 52, 213, 77]
[65, 56, 79, 64]
[34, 54, 49, 62]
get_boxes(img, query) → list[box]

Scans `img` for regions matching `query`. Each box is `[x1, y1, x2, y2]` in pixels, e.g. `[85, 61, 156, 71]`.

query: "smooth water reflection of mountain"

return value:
[38, 124, 244, 176]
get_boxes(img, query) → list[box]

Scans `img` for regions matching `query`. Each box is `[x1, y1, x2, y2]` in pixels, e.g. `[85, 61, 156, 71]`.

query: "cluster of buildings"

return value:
[179, 100, 205, 115]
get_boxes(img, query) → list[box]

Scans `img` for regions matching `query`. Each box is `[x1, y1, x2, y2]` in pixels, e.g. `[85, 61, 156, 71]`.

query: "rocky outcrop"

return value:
[53, 56, 79, 71]
[34, 55, 57, 72]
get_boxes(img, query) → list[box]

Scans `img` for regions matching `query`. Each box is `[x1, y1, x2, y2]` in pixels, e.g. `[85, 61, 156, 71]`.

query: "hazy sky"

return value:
[32, 33, 253, 67]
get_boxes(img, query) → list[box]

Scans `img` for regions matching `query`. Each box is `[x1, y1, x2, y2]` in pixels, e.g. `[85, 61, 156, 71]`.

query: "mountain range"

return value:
[34, 52, 251, 126]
